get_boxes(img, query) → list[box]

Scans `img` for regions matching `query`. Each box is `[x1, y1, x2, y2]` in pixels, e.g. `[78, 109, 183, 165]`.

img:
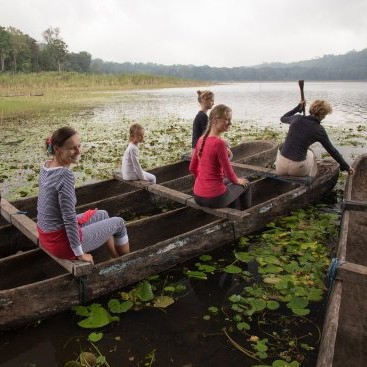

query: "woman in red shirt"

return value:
[189, 104, 251, 209]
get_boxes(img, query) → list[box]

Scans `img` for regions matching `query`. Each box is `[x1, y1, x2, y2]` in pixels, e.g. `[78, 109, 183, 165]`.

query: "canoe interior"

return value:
[342, 210, 367, 266]
[0, 189, 182, 258]
[350, 154, 367, 202]
[0, 206, 220, 290]
[162, 171, 299, 206]
[231, 140, 277, 166]
[330, 279, 367, 367]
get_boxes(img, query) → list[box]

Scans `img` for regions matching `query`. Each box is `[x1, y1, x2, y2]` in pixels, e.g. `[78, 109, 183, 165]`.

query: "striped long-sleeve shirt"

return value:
[37, 163, 83, 256]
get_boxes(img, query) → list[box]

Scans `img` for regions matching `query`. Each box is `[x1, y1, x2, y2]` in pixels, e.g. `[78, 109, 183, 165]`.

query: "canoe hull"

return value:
[0, 140, 278, 257]
[0, 159, 340, 330]
[317, 154, 367, 367]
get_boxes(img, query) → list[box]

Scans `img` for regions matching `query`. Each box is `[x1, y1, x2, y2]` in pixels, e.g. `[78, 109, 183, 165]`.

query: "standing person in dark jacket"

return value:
[275, 100, 354, 177]
[191, 90, 214, 153]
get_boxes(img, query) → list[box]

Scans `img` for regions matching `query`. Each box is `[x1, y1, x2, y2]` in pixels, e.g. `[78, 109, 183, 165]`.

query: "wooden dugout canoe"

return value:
[0, 139, 278, 258]
[317, 154, 367, 367]
[0, 157, 339, 330]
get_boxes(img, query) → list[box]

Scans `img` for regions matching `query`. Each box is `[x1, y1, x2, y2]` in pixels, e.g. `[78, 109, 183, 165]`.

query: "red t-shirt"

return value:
[189, 136, 238, 198]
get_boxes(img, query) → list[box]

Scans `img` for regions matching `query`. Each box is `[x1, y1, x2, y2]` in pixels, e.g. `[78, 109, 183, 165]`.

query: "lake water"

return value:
[0, 82, 367, 367]
[91, 80, 367, 163]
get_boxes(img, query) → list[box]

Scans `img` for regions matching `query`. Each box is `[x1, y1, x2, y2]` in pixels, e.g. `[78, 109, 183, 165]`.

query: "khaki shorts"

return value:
[275, 149, 318, 177]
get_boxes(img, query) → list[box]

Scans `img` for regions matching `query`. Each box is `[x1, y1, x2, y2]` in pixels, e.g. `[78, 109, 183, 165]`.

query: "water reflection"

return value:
[94, 82, 367, 129]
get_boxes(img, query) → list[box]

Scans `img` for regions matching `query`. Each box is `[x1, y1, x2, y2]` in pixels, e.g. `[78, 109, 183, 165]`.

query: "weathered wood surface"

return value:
[0, 198, 92, 276]
[118, 160, 339, 222]
[0, 140, 277, 252]
[0, 207, 230, 329]
[341, 199, 367, 212]
[317, 154, 367, 367]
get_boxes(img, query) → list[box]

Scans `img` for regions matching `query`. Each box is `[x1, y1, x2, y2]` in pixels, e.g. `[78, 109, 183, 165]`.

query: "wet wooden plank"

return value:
[0, 198, 92, 277]
[342, 199, 367, 212]
[114, 171, 152, 189]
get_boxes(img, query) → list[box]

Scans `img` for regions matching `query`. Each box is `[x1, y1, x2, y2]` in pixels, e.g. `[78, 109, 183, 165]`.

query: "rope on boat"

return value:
[325, 257, 345, 303]
[79, 276, 88, 304]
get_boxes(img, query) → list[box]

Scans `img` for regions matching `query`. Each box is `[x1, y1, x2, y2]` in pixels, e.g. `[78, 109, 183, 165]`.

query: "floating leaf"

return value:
[237, 321, 251, 331]
[208, 306, 219, 314]
[77, 304, 116, 329]
[199, 254, 212, 262]
[266, 300, 280, 310]
[79, 352, 97, 366]
[234, 251, 253, 262]
[287, 296, 308, 310]
[153, 295, 174, 308]
[88, 332, 103, 342]
[135, 281, 154, 301]
[224, 264, 242, 274]
[196, 263, 216, 273]
[186, 270, 208, 280]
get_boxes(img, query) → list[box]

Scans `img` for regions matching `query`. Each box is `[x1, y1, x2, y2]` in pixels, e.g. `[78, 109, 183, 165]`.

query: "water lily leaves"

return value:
[286, 296, 310, 316]
[246, 298, 267, 315]
[198, 254, 212, 262]
[153, 295, 174, 308]
[79, 351, 97, 366]
[108, 299, 133, 314]
[195, 263, 216, 273]
[134, 281, 154, 302]
[258, 264, 283, 274]
[208, 306, 219, 314]
[223, 264, 242, 274]
[308, 288, 323, 302]
[234, 251, 253, 262]
[266, 300, 280, 310]
[76, 303, 119, 329]
[237, 321, 251, 331]
[284, 261, 299, 274]
[186, 270, 207, 280]
[88, 332, 103, 342]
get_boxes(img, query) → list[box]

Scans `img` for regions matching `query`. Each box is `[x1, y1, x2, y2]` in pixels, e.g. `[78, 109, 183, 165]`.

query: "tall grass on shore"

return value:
[0, 71, 197, 93]
[0, 72, 199, 120]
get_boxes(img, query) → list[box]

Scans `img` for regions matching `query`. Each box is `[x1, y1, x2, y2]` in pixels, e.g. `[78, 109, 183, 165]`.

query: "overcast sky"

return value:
[1, 0, 366, 67]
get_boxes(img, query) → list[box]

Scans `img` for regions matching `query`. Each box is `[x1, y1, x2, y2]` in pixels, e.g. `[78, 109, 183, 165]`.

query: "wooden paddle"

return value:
[298, 80, 305, 115]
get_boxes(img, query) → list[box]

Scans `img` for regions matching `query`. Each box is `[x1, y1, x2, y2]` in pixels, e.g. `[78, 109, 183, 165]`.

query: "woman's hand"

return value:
[237, 178, 249, 187]
[348, 167, 355, 175]
[78, 253, 94, 265]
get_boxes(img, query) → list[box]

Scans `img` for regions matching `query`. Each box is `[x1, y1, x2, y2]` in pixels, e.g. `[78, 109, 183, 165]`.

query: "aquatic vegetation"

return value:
[193, 206, 339, 366]
[69, 206, 338, 366]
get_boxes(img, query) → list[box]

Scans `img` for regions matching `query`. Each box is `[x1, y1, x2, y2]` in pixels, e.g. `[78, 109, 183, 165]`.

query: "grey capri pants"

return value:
[194, 182, 251, 209]
[78, 210, 128, 253]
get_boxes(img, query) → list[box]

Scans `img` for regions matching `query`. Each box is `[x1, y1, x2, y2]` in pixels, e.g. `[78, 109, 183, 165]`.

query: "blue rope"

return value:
[325, 257, 345, 304]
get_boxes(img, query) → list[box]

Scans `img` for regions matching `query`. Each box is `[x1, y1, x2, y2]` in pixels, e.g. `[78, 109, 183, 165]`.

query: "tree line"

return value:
[1, 25, 366, 81]
[0, 26, 91, 73]
[91, 49, 367, 81]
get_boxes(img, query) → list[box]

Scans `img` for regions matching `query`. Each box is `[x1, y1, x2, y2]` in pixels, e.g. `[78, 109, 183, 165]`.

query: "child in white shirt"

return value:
[121, 123, 156, 184]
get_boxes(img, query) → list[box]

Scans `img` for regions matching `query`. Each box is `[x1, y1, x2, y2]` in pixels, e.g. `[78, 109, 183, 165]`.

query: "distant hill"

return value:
[91, 48, 367, 81]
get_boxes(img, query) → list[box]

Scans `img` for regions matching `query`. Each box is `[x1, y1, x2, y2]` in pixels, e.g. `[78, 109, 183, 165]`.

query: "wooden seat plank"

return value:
[1, 198, 92, 276]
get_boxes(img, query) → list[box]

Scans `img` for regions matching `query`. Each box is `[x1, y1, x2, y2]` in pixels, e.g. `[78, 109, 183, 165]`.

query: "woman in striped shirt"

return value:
[37, 127, 129, 265]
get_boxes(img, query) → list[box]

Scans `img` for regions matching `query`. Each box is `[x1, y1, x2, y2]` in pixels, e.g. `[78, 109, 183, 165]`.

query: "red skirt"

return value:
[37, 209, 97, 259]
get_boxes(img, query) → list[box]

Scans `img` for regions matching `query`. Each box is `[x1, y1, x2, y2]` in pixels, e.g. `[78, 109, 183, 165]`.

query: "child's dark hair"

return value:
[45, 126, 78, 156]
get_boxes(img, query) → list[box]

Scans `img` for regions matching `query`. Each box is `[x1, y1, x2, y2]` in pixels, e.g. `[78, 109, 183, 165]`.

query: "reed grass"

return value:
[0, 72, 197, 93]
[0, 72, 199, 120]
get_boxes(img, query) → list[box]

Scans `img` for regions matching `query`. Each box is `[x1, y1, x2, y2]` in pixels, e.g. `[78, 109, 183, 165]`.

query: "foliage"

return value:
[72, 277, 186, 330]
[1, 24, 367, 79]
[191, 206, 339, 366]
